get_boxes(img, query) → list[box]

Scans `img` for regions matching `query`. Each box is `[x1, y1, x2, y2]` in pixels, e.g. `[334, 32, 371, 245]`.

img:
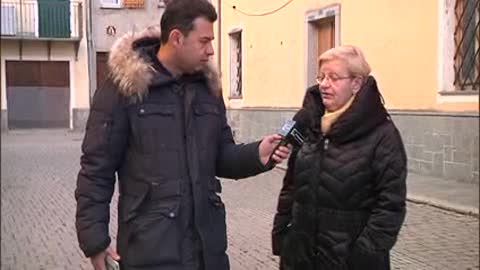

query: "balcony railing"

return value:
[1, 0, 82, 40]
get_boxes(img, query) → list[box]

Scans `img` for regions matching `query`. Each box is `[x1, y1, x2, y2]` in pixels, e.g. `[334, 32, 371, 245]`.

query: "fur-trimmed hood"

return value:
[107, 25, 222, 99]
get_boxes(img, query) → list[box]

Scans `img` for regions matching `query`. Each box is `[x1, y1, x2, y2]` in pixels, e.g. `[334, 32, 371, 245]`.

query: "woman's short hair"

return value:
[318, 45, 371, 78]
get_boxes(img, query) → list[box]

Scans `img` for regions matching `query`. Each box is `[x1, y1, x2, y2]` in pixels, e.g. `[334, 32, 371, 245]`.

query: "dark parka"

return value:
[75, 27, 270, 270]
[272, 77, 407, 270]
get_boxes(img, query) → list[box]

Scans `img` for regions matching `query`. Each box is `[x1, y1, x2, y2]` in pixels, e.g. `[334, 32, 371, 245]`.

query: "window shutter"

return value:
[123, 0, 144, 8]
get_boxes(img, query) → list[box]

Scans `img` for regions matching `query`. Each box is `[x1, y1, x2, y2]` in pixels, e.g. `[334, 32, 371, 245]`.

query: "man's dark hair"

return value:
[160, 0, 217, 44]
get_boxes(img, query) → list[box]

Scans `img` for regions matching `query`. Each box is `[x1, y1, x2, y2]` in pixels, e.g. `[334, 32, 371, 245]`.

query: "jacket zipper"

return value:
[312, 134, 329, 259]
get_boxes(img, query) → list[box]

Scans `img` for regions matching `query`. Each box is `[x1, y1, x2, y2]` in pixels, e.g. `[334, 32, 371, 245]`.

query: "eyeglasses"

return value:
[316, 74, 352, 84]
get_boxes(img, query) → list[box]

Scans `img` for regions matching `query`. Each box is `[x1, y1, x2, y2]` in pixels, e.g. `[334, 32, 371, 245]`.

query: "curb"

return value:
[273, 165, 479, 218]
[406, 195, 479, 217]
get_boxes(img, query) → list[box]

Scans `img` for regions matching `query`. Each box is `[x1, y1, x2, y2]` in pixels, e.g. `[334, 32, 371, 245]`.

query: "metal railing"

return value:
[0, 0, 82, 40]
[454, 0, 479, 91]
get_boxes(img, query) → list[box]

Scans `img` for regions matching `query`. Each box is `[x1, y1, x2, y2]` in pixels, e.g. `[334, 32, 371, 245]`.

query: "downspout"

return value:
[217, 0, 222, 76]
[85, 0, 95, 105]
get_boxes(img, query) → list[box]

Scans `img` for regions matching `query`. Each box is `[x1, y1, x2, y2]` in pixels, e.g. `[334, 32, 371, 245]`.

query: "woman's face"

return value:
[317, 59, 362, 112]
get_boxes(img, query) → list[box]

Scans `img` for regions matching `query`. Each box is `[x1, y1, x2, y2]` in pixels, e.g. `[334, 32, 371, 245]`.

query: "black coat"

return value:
[272, 77, 407, 270]
[75, 27, 270, 270]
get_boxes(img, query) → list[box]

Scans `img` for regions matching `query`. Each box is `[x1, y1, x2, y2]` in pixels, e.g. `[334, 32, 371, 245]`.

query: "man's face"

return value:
[176, 17, 215, 74]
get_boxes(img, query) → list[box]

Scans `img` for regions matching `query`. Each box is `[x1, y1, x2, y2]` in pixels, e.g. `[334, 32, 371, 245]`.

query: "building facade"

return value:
[1, 0, 89, 130]
[212, 0, 479, 183]
[1, 0, 167, 131]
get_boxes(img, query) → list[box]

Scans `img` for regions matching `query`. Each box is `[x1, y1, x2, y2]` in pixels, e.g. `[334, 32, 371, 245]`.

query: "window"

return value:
[439, 0, 479, 95]
[100, 0, 144, 9]
[453, 0, 479, 91]
[101, 0, 122, 9]
[123, 0, 145, 8]
[229, 29, 242, 99]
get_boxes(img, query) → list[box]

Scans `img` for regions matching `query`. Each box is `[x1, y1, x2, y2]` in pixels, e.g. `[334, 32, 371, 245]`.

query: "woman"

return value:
[272, 45, 407, 270]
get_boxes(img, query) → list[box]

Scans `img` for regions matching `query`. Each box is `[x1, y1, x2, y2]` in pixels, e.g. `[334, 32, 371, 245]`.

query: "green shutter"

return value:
[38, 0, 70, 38]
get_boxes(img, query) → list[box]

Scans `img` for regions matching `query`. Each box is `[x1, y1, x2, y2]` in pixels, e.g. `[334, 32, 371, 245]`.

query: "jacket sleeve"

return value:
[75, 79, 129, 257]
[353, 124, 407, 254]
[271, 148, 298, 255]
[215, 99, 272, 179]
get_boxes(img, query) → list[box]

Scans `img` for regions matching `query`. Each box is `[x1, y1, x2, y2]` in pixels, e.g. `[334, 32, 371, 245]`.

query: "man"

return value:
[75, 1, 290, 270]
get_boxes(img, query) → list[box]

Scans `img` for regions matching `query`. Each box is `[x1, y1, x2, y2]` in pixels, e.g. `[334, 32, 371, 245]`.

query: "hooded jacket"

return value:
[75, 26, 270, 270]
[272, 77, 407, 270]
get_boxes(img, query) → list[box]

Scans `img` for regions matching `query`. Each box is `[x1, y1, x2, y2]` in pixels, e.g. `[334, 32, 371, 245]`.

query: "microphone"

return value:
[267, 109, 309, 165]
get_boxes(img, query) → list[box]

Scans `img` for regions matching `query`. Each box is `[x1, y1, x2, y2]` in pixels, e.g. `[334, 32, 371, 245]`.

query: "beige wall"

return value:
[214, 0, 478, 112]
[0, 0, 90, 128]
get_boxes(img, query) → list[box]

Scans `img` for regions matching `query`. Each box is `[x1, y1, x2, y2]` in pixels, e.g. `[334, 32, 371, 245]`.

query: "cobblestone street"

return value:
[1, 130, 479, 270]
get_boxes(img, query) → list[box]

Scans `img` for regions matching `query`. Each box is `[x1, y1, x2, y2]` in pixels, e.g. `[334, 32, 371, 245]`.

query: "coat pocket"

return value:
[135, 103, 178, 154]
[193, 103, 221, 148]
[118, 180, 183, 267]
[119, 181, 150, 223]
[119, 180, 181, 223]
[207, 193, 227, 254]
[272, 212, 292, 256]
[82, 110, 112, 154]
[347, 245, 390, 270]
[124, 201, 182, 267]
[280, 228, 315, 270]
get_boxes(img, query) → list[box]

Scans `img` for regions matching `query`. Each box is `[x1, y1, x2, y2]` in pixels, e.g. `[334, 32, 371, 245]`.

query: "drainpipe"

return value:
[217, 0, 222, 76]
[85, 0, 95, 105]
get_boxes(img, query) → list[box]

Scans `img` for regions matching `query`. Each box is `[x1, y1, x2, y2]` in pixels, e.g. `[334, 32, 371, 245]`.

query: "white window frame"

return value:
[100, 0, 123, 9]
[229, 27, 243, 99]
[437, 0, 478, 103]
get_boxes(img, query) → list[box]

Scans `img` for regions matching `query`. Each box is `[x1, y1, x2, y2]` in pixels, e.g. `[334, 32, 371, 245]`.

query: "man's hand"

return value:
[90, 246, 120, 270]
[259, 134, 291, 166]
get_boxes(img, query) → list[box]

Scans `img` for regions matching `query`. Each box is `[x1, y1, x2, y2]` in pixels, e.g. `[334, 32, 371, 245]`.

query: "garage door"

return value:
[6, 61, 70, 128]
